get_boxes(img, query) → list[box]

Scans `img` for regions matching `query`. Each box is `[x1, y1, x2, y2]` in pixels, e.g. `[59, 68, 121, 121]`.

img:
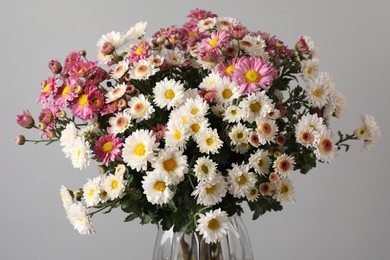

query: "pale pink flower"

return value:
[186, 8, 217, 22]
[63, 50, 82, 74]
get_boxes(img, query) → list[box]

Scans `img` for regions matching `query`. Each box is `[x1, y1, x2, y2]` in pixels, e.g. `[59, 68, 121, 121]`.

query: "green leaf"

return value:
[124, 213, 138, 222]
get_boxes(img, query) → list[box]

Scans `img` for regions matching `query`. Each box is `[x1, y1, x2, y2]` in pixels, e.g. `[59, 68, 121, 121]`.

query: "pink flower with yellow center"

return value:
[214, 57, 239, 79]
[54, 79, 77, 108]
[69, 60, 97, 80]
[94, 134, 123, 166]
[198, 30, 229, 55]
[233, 57, 275, 94]
[127, 41, 151, 63]
[69, 86, 97, 120]
[37, 76, 57, 105]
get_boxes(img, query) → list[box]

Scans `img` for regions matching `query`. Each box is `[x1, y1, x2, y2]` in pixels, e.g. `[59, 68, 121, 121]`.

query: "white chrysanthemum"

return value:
[232, 143, 250, 154]
[126, 21, 147, 41]
[103, 172, 127, 200]
[152, 148, 188, 185]
[211, 104, 226, 118]
[240, 92, 272, 123]
[148, 54, 164, 67]
[164, 120, 189, 149]
[160, 47, 185, 66]
[216, 17, 240, 30]
[129, 59, 159, 80]
[267, 106, 281, 120]
[228, 123, 249, 146]
[97, 31, 125, 48]
[248, 150, 271, 176]
[247, 186, 259, 202]
[315, 130, 336, 162]
[274, 178, 295, 203]
[60, 122, 78, 156]
[295, 123, 320, 148]
[115, 164, 127, 175]
[69, 137, 91, 170]
[105, 83, 127, 103]
[323, 88, 346, 120]
[122, 129, 158, 171]
[196, 209, 229, 244]
[83, 177, 102, 207]
[196, 128, 223, 155]
[183, 88, 199, 100]
[110, 60, 129, 79]
[127, 94, 155, 122]
[305, 72, 332, 108]
[355, 114, 381, 151]
[182, 96, 209, 118]
[191, 174, 227, 206]
[169, 107, 190, 126]
[298, 113, 327, 134]
[97, 51, 112, 64]
[187, 116, 210, 137]
[197, 18, 217, 32]
[239, 34, 267, 58]
[67, 203, 94, 235]
[79, 123, 99, 138]
[60, 185, 73, 213]
[194, 156, 218, 182]
[153, 78, 185, 109]
[224, 105, 242, 123]
[301, 58, 320, 82]
[199, 72, 222, 90]
[273, 154, 295, 177]
[142, 171, 173, 205]
[256, 118, 278, 145]
[227, 163, 257, 198]
[215, 77, 240, 105]
[109, 111, 132, 135]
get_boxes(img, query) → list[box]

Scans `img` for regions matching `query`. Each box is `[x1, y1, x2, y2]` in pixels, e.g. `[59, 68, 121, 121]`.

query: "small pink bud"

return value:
[16, 110, 35, 129]
[15, 135, 26, 145]
[118, 99, 127, 109]
[48, 59, 62, 74]
[47, 130, 57, 138]
[269, 172, 280, 183]
[276, 135, 286, 145]
[100, 42, 115, 55]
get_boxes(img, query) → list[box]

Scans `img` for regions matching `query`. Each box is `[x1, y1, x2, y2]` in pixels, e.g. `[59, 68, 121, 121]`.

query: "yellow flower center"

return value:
[280, 185, 289, 194]
[312, 88, 322, 97]
[188, 31, 196, 37]
[181, 117, 188, 124]
[244, 69, 261, 83]
[165, 89, 175, 100]
[173, 130, 182, 140]
[62, 85, 71, 97]
[225, 65, 235, 75]
[169, 37, 176, 44]
[209, 37, 219, 48]
[87, 188, 94, 197]
[163, 158, 177, 172]
[135, 45, 144, 56]
[207, 219, 219, 230]
[191, 108, 199, 115]
[237, 174, 247, 185]
[78, 94, 88, 107]
[102, 141, 114, 153]
[205, 185, 216, 194]
[306, 66, 313, 76]
[191, 123, 200, 133]
[134, 143, 146, 156]
[222, 89, 233, 99]
[43, 83, 51, 93]
[154, 181, 166, 192]
[200, 165, 209, 175]
[249, 102, 261, 112]
[206, 137, 215, 146]
[111, 180, 118, 189]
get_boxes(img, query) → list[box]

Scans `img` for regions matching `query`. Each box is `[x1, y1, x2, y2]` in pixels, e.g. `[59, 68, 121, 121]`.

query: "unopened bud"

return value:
[47, 130, 57, 138]
[48, 59, 62, 74]
[74, 85, 83, 94]
[118, 98, 127, 109]
[15, 135, 26, 145]
[58, 110, 67, 118]
[79, 50, 87, 57]
[74, 188, 83, 201]
[98, 165, 108, 174]
[38, 122, 47, 130]
[100, 42, 115, 55]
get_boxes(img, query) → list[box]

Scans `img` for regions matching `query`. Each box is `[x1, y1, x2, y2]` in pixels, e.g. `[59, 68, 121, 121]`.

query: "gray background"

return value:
[1, 0, 389, 259]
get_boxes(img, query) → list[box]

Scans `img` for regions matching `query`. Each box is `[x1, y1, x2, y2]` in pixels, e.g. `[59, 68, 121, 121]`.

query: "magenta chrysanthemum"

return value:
[233, 57, 275, 94]
[94, 134, 123, 166]
[37, 76, 57, 105]
[69, 86, 97, 120]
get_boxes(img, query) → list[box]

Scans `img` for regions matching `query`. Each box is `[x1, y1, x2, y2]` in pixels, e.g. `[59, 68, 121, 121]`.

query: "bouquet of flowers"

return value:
[16, 9, 381, 244]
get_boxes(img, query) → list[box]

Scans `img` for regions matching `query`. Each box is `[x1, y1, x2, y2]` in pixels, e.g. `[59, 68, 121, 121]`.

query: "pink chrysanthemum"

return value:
[214, 57, 239, 79]
[63, 50, 82, 74]
[198, 30, 229, 55]
[69, 60, 97, 81]
[53, 78, 77, 108]
[126, 41, 151, 64]
[186, 8, 217, 22]
[94, 134, 123, 166]
[37, 76, 57, 105]
[88, 87, 105, 112]
[152, 124, 167, 142]
[180, 22, 202, 48]
[233, 57, 275, 94]
[69, 86, 96, 120]
[199, 88, 216, 103]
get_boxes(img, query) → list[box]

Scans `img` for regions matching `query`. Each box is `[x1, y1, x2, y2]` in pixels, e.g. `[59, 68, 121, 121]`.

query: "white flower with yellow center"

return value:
[164, 120, 189, 149]
[103, 172, 127, 200]
[129, 59, 159, 80]
[199, 72, 222, 90]
[105, 83, 127, 103]
[187, 116, 209, 137]
[115, 164, 127, 175]
[216, 17, 239, 30]
[194, 156, 218, 182]
[354, 114, 381, 151]
[228, 123, 249, 146]
[197, 18, 217, 32]
[122, 129, 158, 171]
[97, 31, 124, 49]
[256, 118, 278, 145]
[191, 174, 227, 206]
[227, 163, 257, 198]
[125, 21, 147, 41]
[127, 94, 155, 122]
[315, 130, 336, 162]
[69, 136, 91, 170]
[109, 111, 132, 135]
[248, 149, 271, 176]
[247, 186, 259, 202]
[152, 148, 188, 185]
[239, 34, 267, 58]
[215, 77, 240, 105]
[301, 58, 320, 82]
[298, 113, 327, 134]
[240, 92, 272, 123]
[110, 60, 129, 79]
[153, 78, 185, 110]
[232, 143, 250, 154]
[142, 171, 173, 205]
[83, 177, 102, 207]
[273, 154, 295, 177]
[196, 209, 229, 244]
[223, 105, 242, 123]
[305, 72, 332, 108]
[182, 96, 209, 118]
[60, 185, 73, 213]
[60, 122, 78, 157]
[160, 47, 185, 66]
[323, 88, 346, 120]
[67, 202, 94, 235]
[196, 128, 223, 155]
[274, 178, 295, 203]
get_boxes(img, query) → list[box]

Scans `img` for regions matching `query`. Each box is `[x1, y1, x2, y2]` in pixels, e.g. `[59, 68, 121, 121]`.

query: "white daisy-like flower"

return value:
[273, 154, 295, 177]
[83, 177, 102, 207]
[196, 128, 223, 155]
[115, 164, 127, 175]
[105, 83, 127, 103]
[267, 106, 281, 120]
[60, 185, 73, 213]
[240, 92, 272, 123]
[122, 129, 158, 171]
[108, 111, 132, 135]
[142, 171, 173, 205]
[323, 88, 346, 120]
[103, 172, 127, 200]
[273, 178, 295, 203]
[129, 59, 159, 80]
[67, 202, 94, 235]
[256, 118, 278, 145]
[315, 130, 336, 162]
[211, 104, 226, 118]
[79, 123, 99, 139]
[69, 136, 91, 170]
[153, 78, 185, 109]
[169, 107, 190, 126]
[191, 174, 228, 206]
[305, 72, 332, 108]
[295, 123, 320, 148]
[248, 150, 271, 176]
[355, 114, 381, 151]
[183, 88, 200, 101]
[232, 143, 250, 154]
[160, 47, 185, 66]
[216, 17, 240, 30]
[152, 148, 188, 185]
[110, 60, 129, 79]
[227, 163, 257, 198]
[125, 21, 148, 41]
[127, 94, 155, 122]
[228, 123, 249, 146]
[164, 119, 189, 149]
[182, 96, 210, 118]
[97, 31, 125, 48]
[148, 54, 165, 68]
[60, 122, 78, 157]
[199, 72, 222, 90]
[97, 51, 112, 64]
[239, 34, 267, 58]
[301, 58, 320, 82]
[197, 18, 217, 32]
[187, 116, 210, 137]
[223, 105, 242, 123]
[215, 77, 240, 105]
[194, 156, 218, 182]
[247, 186, 259, 202]
[298, 113, 327, 134]
[196, 209, 229, 244]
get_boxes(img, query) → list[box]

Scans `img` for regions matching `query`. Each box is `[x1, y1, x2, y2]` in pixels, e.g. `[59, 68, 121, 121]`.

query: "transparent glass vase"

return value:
[152, 215, 254, 260]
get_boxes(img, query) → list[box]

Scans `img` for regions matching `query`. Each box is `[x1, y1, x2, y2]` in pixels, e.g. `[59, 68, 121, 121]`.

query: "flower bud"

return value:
[58, 110, 67, 118]
[16, 110, 35, 129]
[79, 50, 87, 57]
[98, 165, 108, 174]
[100, 42, 115, 55]
[118, 98, 127, 109]
[74, 188, 84, 201]
[269, 172, 280, 183]
[38, 122, 47, 130]
[74, 85, 83, 94]
[276, 135, 286, 145]
[47, 130, 57, 138]
[15, 135, 26, 145]
[48, 59, 62, 74]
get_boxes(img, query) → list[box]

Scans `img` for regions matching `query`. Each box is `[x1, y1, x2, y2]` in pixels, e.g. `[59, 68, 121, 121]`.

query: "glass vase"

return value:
[152, 215, 254, 260]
